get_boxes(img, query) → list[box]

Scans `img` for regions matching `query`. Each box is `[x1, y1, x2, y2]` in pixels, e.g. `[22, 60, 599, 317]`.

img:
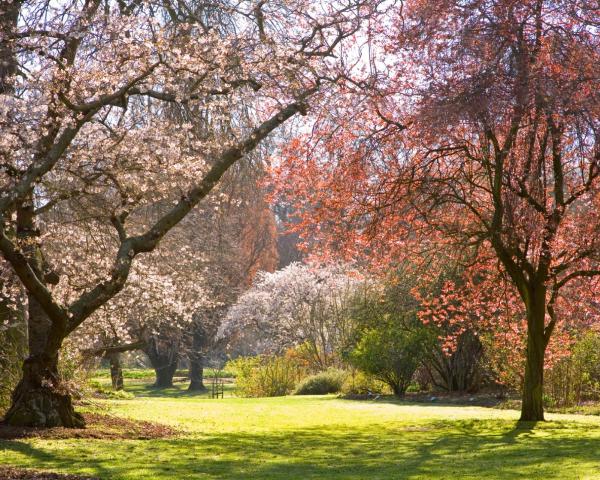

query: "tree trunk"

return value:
[107, 352, 124, 391]
[4, 202, 82, 428]
[0, 0, 21, 95]
[153, 360, 178, 388]
[4, 297, 82, 427]
[520, 290, 547, 422]
[188, 358, 207, 392]
[188, 323, 207, 392]
[391, 383, 406, 397]
[145, 336, 179, 389]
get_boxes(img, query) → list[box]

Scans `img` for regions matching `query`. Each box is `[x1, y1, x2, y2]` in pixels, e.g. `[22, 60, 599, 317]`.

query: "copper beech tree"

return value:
[0, 0, 378, 427]
[274, 0, 600, 421]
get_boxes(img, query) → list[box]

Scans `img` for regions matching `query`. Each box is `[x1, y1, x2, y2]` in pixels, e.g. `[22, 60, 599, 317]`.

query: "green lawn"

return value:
[2, 391, 600, 479]
[89, 374, 236, 399]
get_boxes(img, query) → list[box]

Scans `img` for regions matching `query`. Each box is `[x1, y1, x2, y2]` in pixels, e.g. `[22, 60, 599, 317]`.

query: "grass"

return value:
[93, 367, 236, 380]
[2, 378, 600, 479]
[89, 372, 236, 399]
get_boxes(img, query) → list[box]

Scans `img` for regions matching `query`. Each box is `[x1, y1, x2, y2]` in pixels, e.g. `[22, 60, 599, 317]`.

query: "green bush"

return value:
[294, 369, 347, 395]
[227, 355, 304, 397]
[345, 279, 432, 397]
[545, 332, 600, 407]
[341, 369, 389, 396]
[348, 324, 429, 396]
[0, 328, 26, 415]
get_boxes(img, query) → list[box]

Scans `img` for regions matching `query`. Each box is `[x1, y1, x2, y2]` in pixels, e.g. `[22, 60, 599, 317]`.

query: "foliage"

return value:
[227, 355, 305, 397]
[0, 0, 378, 425]
[348, 326, 427, 397]
[0, 272, 26, 415]
[0, 327, 25, 415]
[545, 332, 600, 408]
[221, 263, 365, 369]
[294, 369, 347, 395]
[341, 369, 389, 396]
[57, 340, 95, 400]
[344, 276, 431, 396]
[273, 0, 600, 420]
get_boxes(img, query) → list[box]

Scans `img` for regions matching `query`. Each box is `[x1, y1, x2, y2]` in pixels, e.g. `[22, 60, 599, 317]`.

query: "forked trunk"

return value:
[145, 336, 179, 389]
[4, 199, 83, 428]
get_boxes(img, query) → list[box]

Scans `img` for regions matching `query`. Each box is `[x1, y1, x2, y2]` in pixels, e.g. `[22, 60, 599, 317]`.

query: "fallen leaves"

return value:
[0, 412, 178, 440]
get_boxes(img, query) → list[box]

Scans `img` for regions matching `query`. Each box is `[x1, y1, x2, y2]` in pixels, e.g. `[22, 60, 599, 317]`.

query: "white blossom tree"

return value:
[0, 0, 378, 426]
[220, 263, 364, 369]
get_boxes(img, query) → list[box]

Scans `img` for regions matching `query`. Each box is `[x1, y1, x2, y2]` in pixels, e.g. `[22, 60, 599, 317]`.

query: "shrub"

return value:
[348, 324, 428, 396]
[545, 332, 600, 407]
[58, 340, 95, 399]
[227, 354, 305, 397]
[294, 369, 347, 395]
[341, 369, 388, 396]
[0, 328, 26, 415]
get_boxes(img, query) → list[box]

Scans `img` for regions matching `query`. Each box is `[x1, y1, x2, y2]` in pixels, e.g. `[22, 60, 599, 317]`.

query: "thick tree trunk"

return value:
[107, 352, 124, 391]
[153, 360, 178, 388]
[4, 201, 82, 428]
[0, 0, 21, 95]
[520, 291, 547, 422]
[188, 323, 207, 392]
[145, 337, 179, 389]
[188, 358, 206, 392]
[4, 350, 83, 427]
[4, 298, 82, 427]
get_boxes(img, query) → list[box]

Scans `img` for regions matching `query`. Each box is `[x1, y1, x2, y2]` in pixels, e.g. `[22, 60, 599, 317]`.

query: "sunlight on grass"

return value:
[2, 395, 600, 479]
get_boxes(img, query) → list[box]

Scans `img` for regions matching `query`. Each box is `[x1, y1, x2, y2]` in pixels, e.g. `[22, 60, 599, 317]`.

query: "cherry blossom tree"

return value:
[0, 0, 378, 426]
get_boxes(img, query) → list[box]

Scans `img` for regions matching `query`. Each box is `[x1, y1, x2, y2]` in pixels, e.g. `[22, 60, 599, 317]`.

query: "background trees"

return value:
[220, 263, 361, 370]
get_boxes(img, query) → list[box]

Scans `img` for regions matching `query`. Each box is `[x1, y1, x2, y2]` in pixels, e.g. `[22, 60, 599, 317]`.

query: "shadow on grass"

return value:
[118, 381, 236, 399]
[338, 394, 507, 410]
[2, 419, 600, 479]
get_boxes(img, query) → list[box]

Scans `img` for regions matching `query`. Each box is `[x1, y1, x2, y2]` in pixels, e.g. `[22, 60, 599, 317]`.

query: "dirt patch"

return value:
[0, 467, 99, 480]
[0, 413, 179, 440]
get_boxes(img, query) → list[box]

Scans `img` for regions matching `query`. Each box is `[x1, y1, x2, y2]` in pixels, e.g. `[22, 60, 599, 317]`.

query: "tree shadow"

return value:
[121, 381, 235, 399]
[2, 417, 600, 479]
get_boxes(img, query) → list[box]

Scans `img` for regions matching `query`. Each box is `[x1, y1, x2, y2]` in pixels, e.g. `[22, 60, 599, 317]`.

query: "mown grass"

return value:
[89, 372, 236, 399]
[93, 367, 236, 380]
[2, 380, 600, 479]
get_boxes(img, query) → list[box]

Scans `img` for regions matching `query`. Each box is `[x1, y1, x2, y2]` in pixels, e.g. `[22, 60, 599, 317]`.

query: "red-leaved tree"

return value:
[274, 0, 600, 421]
